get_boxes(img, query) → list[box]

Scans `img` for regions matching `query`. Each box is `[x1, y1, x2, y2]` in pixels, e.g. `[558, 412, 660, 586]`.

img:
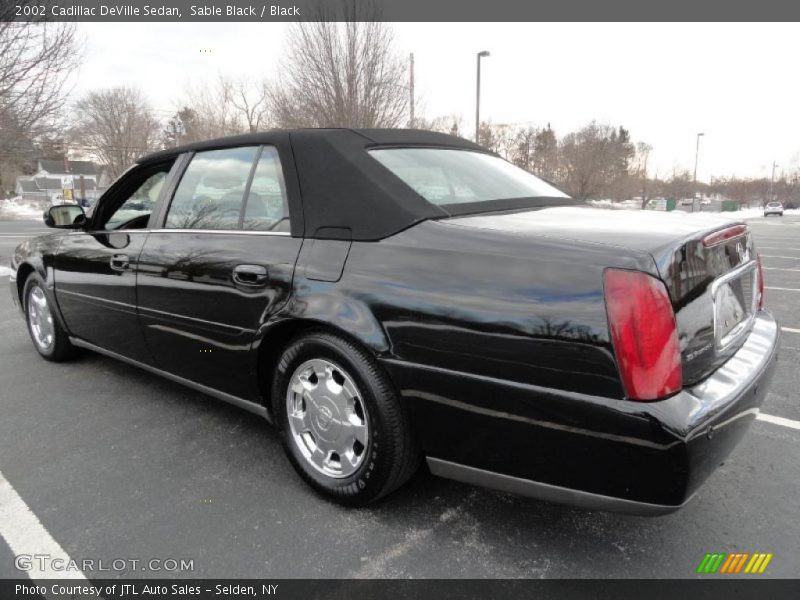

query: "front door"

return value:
[136, 145, 302, 401]
[54, 160, 176, 363]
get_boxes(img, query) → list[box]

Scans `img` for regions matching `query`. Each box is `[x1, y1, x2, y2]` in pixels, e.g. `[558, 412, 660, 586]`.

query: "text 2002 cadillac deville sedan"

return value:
[10, 129, 778, 514]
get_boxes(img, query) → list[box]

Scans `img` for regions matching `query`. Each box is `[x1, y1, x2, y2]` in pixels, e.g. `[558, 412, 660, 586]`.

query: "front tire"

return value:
[23, 275, 75, 362]
[272, 330, 419, 506]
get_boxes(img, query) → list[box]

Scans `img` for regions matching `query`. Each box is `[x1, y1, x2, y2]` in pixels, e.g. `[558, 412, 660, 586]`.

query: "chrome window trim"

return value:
[710, 259, 758, 352]
[155, 229, 291, 236]
[68, 228, 292, 237]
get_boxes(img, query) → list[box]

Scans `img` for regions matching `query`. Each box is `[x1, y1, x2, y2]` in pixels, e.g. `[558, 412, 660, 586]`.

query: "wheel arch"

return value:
[15, 262, 36, 307]
[252, 316, 391, 420]
[17, 261, 71, 335]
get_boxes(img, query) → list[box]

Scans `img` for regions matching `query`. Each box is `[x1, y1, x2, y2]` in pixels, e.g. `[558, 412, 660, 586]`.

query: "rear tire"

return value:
[272, 330, 420, 506]
[23, 275, 75, 362]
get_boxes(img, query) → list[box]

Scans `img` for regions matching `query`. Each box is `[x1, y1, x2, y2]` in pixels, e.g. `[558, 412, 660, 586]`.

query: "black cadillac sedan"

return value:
[9, 129, 778, 514]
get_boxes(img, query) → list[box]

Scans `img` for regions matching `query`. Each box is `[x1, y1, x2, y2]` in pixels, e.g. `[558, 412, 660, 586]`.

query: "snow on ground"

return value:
[725, 207, 800, 220]
[0, 197, 45, 219]
[586, 200, 800, 220]
[0, 266, 14, 278]
[586, 199, 642, 210]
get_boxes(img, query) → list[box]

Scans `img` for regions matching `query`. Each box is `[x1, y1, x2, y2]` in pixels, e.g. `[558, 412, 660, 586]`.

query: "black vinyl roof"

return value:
[137, 128, 493, 241]
[138, 128, 486, 165]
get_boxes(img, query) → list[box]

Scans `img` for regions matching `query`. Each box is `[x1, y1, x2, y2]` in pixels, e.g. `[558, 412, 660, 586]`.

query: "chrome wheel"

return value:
[286, 358, 369, 479]
[27, 285, 55, 352]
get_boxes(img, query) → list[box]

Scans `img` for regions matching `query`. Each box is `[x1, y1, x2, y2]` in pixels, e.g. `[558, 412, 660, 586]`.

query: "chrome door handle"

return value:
[233, 264, 268, 286]
[110, 254, 130, 271]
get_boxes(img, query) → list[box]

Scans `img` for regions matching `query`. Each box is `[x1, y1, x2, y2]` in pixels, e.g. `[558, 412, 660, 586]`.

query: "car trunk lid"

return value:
[445, 206, 760, 387]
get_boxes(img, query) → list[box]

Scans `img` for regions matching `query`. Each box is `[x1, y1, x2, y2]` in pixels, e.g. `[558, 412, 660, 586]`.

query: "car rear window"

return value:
[369, 148, 569, 207]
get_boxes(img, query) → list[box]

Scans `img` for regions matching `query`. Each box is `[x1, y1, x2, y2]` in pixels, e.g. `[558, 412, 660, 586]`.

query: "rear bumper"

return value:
[385, 311, 779, 514]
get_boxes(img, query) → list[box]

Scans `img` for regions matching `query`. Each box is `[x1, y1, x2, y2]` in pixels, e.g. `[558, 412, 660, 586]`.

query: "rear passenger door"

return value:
[136, 144, 303, 401]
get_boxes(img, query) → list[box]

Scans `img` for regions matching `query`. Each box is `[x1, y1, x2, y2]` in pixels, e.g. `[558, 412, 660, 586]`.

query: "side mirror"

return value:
[44, 204, 87, 229]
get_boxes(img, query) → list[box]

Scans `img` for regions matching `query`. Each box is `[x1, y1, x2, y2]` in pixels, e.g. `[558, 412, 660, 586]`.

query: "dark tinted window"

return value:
[242, 147, 290, 232]
[165, 147, 258, 230]
[369, 148, 568, 206]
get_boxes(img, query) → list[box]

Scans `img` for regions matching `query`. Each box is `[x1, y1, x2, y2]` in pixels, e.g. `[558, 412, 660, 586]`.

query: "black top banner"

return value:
[3, 0, 800, 22]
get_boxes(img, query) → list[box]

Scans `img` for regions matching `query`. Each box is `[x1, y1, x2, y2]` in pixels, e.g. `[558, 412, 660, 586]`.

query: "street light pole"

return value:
[692, 132, 705, 212]
[475, 51, 490, 144]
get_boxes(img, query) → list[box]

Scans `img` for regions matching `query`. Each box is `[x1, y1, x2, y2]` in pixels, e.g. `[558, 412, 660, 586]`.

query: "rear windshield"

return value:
[369, 148, 570, 209]
[768, 202, 782, 207]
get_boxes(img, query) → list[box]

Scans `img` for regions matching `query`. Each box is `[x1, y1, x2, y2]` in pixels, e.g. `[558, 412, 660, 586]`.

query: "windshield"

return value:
[369, 148, 569, 207]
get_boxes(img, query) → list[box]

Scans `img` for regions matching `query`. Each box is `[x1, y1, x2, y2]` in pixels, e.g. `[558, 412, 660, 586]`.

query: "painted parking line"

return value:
[757, 413, 800, 431]
[764, 267, 800, 272]
[782, 327, 800, 334]
[760, 255, 800, 260]
[0, 469, 87, 580]
[0, 234, 49, 237]
[766, 286, 800, 292]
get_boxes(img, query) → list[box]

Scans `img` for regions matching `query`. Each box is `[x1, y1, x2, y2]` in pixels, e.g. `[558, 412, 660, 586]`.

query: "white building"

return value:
[15, 159, 106, 205]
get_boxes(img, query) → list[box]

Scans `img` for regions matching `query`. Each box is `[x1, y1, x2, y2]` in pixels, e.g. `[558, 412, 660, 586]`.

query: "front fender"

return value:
[12, 234, 67, 329]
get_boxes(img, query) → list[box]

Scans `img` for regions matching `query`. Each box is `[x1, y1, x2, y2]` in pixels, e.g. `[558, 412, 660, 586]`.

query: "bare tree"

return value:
[559, 122, 637, 200]
[533, 124, 559, 180]
[72, 87, 161, 179]
[633, 142, 653, 207]
[415, 114, 464, 137]
[0, 15, 81, 178]
[172, 75, 270, 143]
[477, 122, 513, 157]
[661, 168, 694, 202]
[227, 77, 270, 133]
[269, 1, 408, 128]
[180, 78, 246, 141]
[509, 127, 537, 171]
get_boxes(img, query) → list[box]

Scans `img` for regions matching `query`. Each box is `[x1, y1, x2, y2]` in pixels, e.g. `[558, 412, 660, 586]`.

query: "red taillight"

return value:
[604, 269, 682, 401]
[757, 254, 765, 310]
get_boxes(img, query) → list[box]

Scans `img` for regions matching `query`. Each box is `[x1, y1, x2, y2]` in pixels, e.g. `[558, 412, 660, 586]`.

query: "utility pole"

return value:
[408, 53, 415, 128]
[692, 132, 704, 212]
[475, 51, 490, 143]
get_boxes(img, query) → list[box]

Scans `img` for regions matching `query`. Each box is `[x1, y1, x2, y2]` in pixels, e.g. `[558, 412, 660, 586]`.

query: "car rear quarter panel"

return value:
[341, 220, 655, 398]
[283, 220, 698, 502]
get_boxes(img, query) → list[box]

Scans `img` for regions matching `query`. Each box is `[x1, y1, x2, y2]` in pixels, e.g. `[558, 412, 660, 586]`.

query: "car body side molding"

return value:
[426, 457, 694, 516]
[69, 337, 271, 422]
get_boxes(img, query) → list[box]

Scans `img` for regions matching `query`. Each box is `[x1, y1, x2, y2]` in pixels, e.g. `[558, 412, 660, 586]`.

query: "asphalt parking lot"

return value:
[0, 213, 798, 579]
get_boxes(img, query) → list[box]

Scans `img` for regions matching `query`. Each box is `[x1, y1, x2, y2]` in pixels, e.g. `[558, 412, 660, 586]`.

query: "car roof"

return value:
[137, 128, 486, 166]
[137, 128, 493, 241]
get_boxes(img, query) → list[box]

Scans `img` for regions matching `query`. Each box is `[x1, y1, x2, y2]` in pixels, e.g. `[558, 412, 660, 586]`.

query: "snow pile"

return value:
[586, 199, 642, 210]
[0, 197, 44, 218]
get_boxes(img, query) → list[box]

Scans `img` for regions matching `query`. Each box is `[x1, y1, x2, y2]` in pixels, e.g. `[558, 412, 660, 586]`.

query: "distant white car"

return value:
[764, 201, 784, 217]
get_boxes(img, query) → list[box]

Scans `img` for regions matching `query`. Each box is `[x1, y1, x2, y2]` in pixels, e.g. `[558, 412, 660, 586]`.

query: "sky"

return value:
[71, 22, 800, 180]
